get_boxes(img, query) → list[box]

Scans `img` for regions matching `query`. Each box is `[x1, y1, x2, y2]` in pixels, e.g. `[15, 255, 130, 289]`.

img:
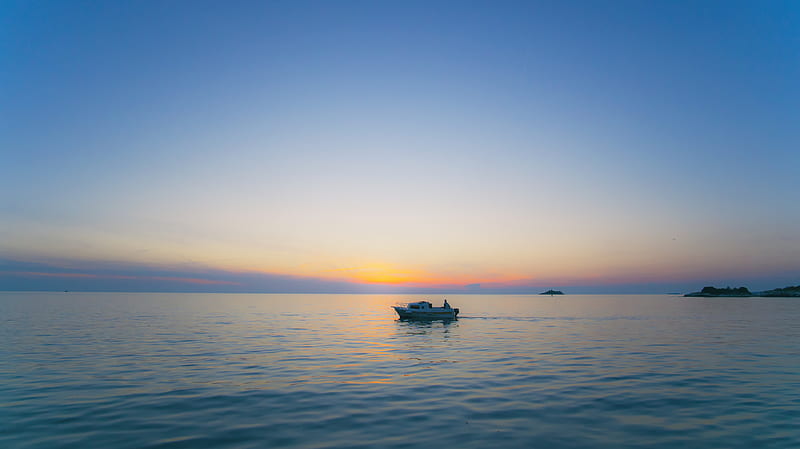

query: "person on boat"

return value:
[443, 299, 450, 309]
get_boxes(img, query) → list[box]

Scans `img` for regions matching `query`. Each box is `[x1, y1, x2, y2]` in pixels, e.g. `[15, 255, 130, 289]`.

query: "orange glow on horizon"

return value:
[313, 263, 527, 288]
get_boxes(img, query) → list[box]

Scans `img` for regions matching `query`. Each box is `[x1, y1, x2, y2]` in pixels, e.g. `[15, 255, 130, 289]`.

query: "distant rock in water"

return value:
[540, 289, 564, 295]
[685, 286, 752, 297]
[757, 285, 800, 297]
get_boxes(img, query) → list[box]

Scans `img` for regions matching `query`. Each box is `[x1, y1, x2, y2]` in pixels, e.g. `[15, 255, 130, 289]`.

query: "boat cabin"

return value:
[407, 301, 433, 310]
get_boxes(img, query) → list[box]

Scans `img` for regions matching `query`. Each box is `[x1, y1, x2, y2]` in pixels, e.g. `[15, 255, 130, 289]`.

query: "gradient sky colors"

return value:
[2, 1, 799, 293]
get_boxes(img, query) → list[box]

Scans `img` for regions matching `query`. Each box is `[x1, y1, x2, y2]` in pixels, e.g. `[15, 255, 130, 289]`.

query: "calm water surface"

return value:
[2, 293, 799, 448]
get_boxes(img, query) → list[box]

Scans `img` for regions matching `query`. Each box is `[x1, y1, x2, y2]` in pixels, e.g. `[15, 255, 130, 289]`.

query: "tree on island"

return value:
[540, 289, 564, 295]
[759, 285, 800, 297]
[685, 285, 800, 297]
[685, 286, 752, 297]
[700, 286, 751, 295]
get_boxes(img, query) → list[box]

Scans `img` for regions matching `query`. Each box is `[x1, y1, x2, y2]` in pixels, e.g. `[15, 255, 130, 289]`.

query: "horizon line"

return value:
[0, 289, 688, 295]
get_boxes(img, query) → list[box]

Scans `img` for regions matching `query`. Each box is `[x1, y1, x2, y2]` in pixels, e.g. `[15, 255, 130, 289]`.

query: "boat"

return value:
[392, 300, 459, 320]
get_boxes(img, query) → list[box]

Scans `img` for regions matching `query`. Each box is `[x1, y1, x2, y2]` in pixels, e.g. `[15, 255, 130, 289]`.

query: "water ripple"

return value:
[2, 293, 799, 448]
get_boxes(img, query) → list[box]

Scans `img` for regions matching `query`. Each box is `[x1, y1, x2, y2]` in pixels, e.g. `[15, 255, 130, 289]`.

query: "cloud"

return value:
[0, 258, 362, 293]
[0, 258, 500, 293]
[2, 271, 240, 285]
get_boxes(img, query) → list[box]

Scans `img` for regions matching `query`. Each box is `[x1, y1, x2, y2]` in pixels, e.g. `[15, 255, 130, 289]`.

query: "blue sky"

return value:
[1, 1, 798, 293]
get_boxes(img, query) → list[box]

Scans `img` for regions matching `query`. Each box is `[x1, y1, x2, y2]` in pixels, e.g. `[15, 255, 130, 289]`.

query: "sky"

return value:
[1, 0, 799, 293]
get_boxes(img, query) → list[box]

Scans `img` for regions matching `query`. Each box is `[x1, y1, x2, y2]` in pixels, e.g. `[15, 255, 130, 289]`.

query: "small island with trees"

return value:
[540, 289, 564, 295]
[684, 285, 800, 297]
[759, 285, 800, 297]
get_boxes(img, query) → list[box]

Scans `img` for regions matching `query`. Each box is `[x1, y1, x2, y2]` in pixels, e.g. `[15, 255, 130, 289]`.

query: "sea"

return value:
[2, 292, 799, 448]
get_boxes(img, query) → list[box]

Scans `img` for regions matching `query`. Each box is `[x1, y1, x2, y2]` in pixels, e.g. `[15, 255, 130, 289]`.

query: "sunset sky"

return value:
[2, 1, 798, 293]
